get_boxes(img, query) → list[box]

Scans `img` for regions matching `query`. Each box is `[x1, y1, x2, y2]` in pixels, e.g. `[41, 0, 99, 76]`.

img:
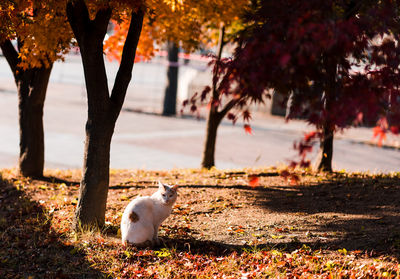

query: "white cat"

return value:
[120, 181, 178, 247]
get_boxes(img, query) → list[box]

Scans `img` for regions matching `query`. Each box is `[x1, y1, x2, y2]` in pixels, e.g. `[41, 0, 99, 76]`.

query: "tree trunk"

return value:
[75, 117, 114, 228]
[201, 108, 222, 168]
[67, 0, 144, 229]
[75, 39, 114, 228]
[162, 41, 179, 116]
[1, 40, 52, 177]
[200, 25, 230, 169]
[17, 66, 52, 177]
[315, 56, 336, 173]
[315, 123, 334, 172]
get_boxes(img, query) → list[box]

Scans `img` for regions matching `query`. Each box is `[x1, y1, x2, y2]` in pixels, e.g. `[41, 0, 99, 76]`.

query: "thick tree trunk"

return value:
[67, 0, 144, 229]
[1, 40, 52, 177]
[75, 39, 115, 229]
[17, 69, 51, 177]
[315, 123, 334, 172]
[75, 117, 114, 228]
[162, 41, 179, 116]
[201, 108, 222, 168]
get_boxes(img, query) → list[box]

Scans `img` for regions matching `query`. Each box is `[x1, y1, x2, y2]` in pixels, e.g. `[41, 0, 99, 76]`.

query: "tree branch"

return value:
[212, 25, 226, 100]
[110, 8, 144, 114]
[66, 0, 90, 45]
[92, 6, 112, 37]
[219, 99, 238, 119]
[67, 0, 112, 106]
[1, 39, 20, 78]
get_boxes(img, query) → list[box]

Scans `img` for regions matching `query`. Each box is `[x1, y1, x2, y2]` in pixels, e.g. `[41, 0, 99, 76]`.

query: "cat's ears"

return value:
[158, 181, 178, 191]
[158, 181, 166, 190]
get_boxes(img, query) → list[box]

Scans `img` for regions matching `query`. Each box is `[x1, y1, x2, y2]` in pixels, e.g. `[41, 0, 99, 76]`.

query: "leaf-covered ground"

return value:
[1, 168, 399, 278]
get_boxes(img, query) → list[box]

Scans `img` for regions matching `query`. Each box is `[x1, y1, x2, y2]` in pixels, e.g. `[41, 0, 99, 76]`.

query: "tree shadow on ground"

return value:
[0, 176, 103, 278]
[247, 175, 400, 257]
[39, 175, 78, 187]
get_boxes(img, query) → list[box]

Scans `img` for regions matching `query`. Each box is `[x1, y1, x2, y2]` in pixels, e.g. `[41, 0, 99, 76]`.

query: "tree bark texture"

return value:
[162, 41, 179, 116]
[76, 118, 114, 227]
[201, 26, 238, 169]
[315, 56, 336, 172]
[315, 124, 334, 172]
[67, 0, 144, 229]
[1, 40, 52, 177]
[202, 107, 223, 169]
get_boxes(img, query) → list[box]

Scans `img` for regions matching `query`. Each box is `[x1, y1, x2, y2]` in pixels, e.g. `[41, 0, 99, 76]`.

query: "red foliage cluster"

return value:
[222, 0, 399, 130]
[191, 0, 400, 169]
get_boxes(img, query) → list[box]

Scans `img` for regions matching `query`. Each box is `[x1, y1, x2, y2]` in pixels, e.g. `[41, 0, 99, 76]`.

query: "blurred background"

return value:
[0, 51, 399, 172]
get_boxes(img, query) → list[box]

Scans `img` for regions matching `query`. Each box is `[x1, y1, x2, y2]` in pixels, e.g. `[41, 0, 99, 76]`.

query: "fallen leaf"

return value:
[248, 175, 259, 188]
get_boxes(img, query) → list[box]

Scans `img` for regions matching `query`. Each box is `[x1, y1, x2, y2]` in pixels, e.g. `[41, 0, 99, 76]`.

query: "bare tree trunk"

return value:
[75, 116, 114, 227]
[67, 0, 144, 229]
[202, 107, 223, 168]
[1, 40, 52, 177]
[315, 123, 334, 172]
[162, 41, 179, 116]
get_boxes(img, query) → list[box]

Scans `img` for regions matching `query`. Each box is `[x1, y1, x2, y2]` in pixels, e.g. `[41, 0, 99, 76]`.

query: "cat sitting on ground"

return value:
[121, 181, 178, 247]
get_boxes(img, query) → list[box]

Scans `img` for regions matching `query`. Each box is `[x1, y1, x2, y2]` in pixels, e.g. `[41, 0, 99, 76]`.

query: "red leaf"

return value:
[280, 170, 290, 178]
[244, 124, 253, 135]
[289, 174, 300, 185]
[390, 126, 399, 135]
[299, 160, 310, 168]
[248, 175, 259, 188]
[227, 113, 236, 121]
[289, 161, 297, 169]
[372, 126, 386, 146]
[304, 131, 317, 142]
[243, 110, 252, 122]
[280, 170, 300, 185]
[201, 86, 211, 102]
[190, 92, 198, 102]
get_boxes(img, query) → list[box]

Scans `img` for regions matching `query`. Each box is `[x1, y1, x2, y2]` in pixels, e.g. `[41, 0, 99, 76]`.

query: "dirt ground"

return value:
[5, 167, 398, 258]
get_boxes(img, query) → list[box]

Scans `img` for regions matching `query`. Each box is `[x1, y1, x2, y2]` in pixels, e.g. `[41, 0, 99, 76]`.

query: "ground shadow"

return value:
[247, 175, 400, 257]
[0, 175, 103, 278]
[38, 175, 78, 187]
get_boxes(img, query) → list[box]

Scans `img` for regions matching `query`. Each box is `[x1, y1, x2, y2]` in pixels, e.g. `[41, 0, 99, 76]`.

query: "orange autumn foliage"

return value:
[103, 0, 249, 62]
[0, 1, 73, 69]
[104, 17, 155, 63]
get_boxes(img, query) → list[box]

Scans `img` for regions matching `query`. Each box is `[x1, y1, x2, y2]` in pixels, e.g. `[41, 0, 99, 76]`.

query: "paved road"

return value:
[0, 55, 399, 172]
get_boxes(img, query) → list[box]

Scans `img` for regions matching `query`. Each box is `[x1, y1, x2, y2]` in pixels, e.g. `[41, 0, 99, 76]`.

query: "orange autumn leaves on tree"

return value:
[0, 1, 73, 69]
[104, 0, 202, 61]
[103, 0, 248, 62]
[104, 17, 155, 63]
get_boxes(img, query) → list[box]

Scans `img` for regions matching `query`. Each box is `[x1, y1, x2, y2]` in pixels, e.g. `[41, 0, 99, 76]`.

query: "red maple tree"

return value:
[199, 0, 400, 172]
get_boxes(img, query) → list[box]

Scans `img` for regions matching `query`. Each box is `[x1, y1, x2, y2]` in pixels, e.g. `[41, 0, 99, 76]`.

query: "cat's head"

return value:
[158, 181, 178, 205]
